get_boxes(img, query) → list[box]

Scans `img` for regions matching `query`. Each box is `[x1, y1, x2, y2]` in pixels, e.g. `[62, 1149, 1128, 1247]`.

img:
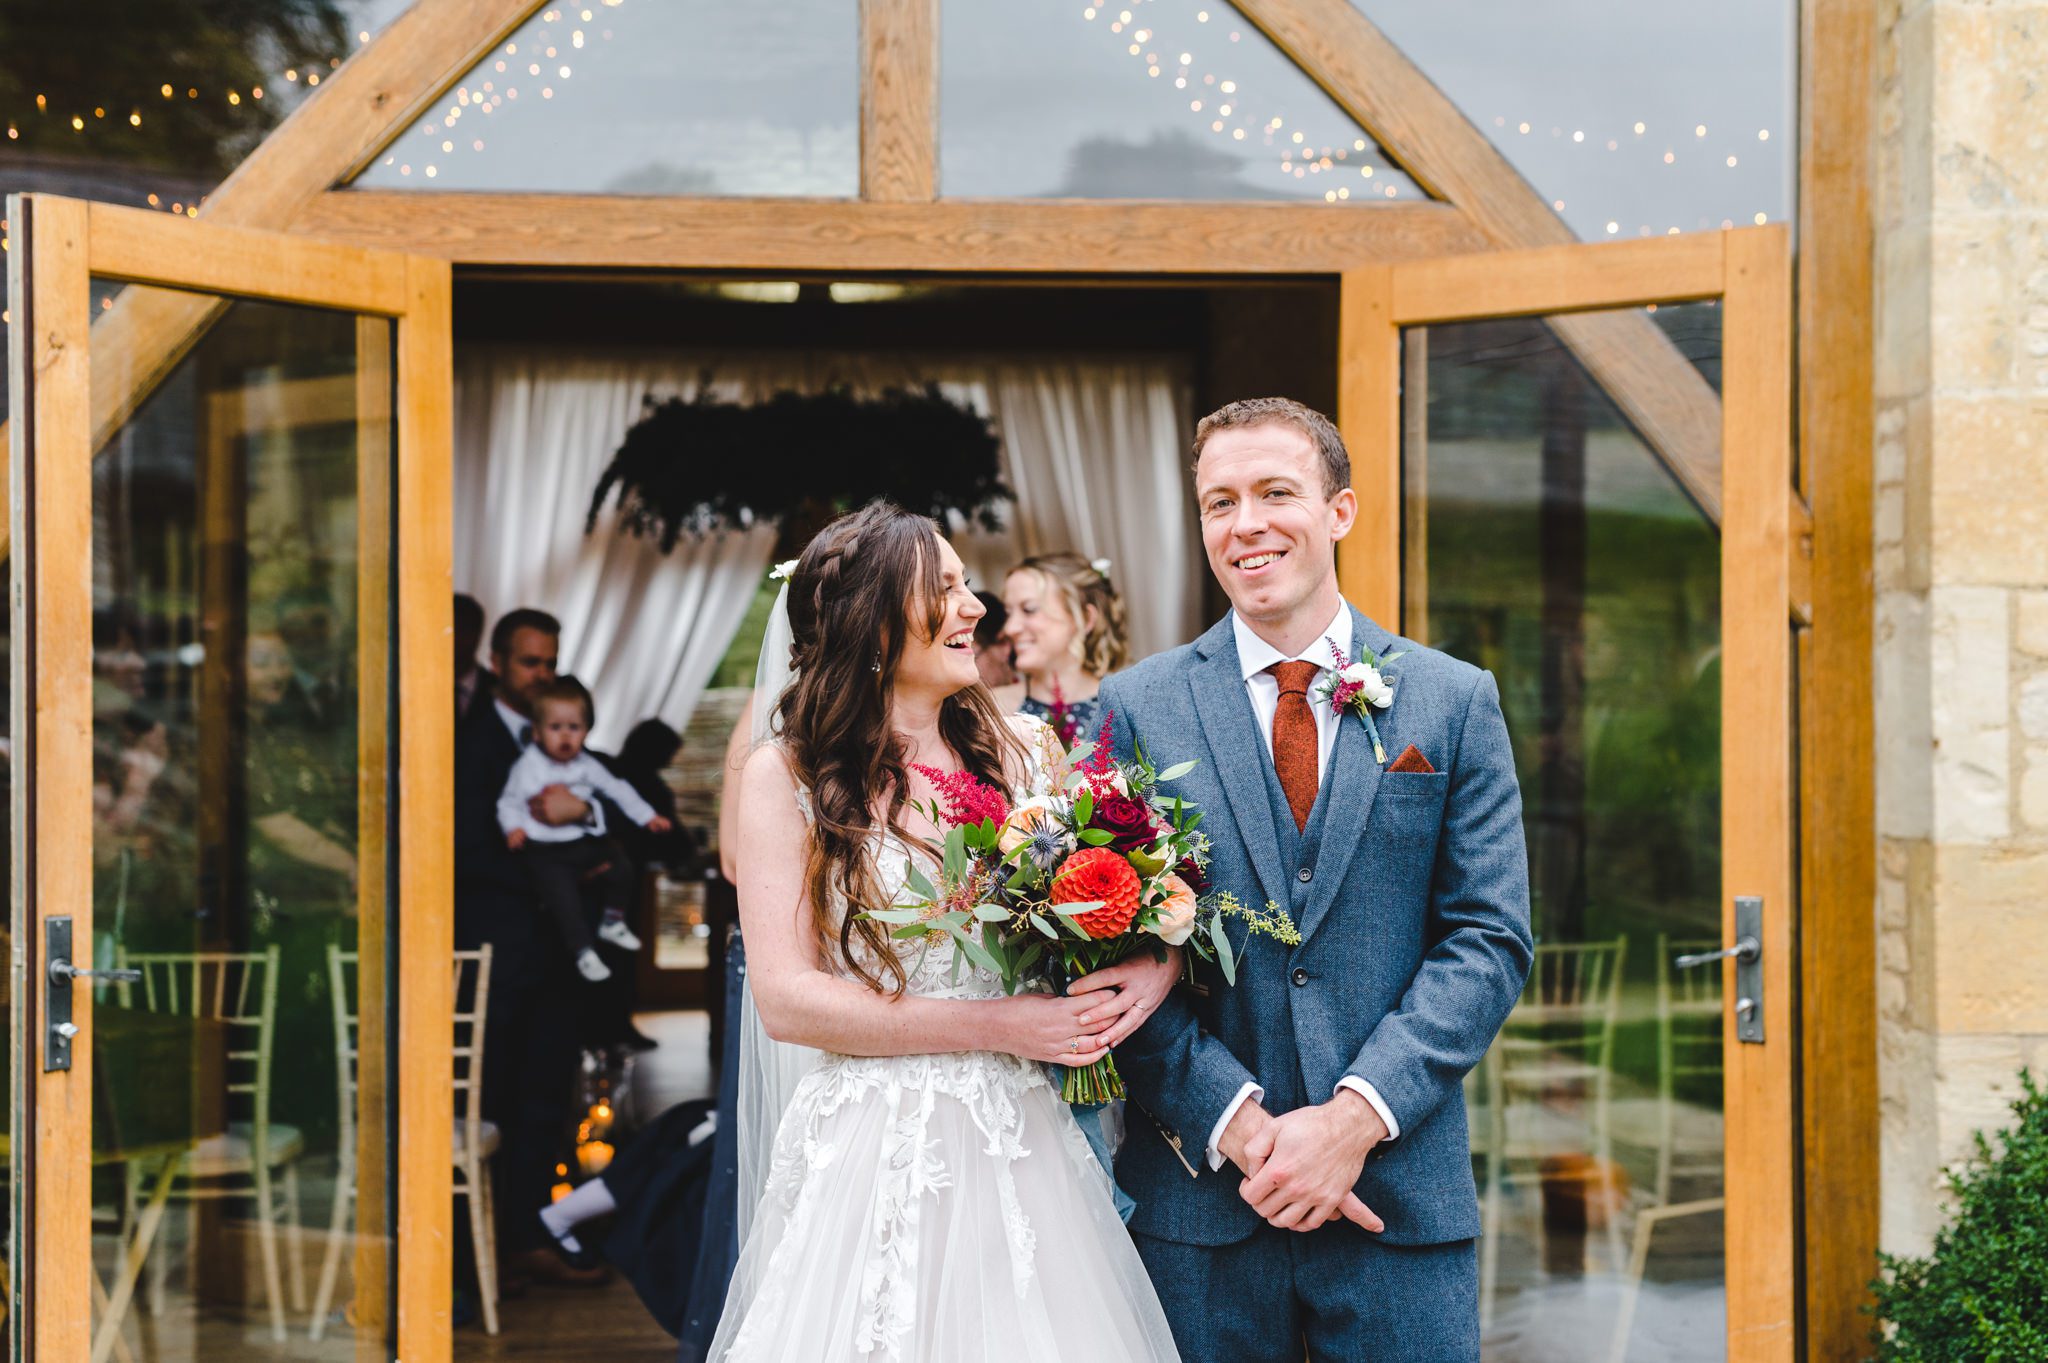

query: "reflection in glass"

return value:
[941, 0, 1421, 202]
[353, 0, 858, 195]
[1406, 306, 1724, 1361]
[1362, 0, 1794, 237]
[85, 284, 392, 1358]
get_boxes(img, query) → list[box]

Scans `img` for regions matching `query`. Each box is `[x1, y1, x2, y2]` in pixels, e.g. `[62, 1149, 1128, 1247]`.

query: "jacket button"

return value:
[1298, 866, 1313, 883]
[1292, 967, 1309, 987]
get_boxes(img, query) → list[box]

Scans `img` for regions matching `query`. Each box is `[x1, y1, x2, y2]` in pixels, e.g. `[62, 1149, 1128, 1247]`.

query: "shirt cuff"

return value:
[1335, 1076, 1400, 1142]
[1205, 1081, 1265, 1172]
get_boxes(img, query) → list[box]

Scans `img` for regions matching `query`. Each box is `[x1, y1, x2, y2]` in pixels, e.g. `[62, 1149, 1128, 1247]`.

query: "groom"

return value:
[1098, 397, 1532, 1361]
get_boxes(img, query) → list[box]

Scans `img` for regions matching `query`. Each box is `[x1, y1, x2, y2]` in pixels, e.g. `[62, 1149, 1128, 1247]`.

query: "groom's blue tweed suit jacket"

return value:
[1100, 604, 1532, 1248]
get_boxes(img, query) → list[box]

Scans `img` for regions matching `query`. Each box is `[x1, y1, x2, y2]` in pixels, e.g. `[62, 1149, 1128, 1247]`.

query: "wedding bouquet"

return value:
[864, 714, 1299, 1103]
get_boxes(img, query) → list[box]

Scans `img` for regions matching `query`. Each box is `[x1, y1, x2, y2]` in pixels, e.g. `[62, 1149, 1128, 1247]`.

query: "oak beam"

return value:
[860, 0, 939, 202]
[1336, 266, 1399, 626]
[292, 192, 1490, 272]
[1797, 0, 1879, 1350]
[1235, 0, 1725, 522]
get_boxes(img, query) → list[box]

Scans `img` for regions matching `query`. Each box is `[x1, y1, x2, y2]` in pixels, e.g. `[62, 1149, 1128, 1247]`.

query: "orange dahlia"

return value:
[1048, 846, 1143, 939]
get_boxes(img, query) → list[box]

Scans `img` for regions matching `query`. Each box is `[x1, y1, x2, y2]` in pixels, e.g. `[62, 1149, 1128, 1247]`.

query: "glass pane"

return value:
[1405, 305, 1724, 1360]
[941, 0, 1423, 202]
[85, 282, 395, 1358]
[352, 1, 859, 194]
[1361, 0, 1794, 237]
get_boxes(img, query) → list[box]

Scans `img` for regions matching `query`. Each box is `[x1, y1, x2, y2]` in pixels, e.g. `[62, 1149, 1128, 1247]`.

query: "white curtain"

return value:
[454, 355, 779, 749]
[453, 348, 1202, 745]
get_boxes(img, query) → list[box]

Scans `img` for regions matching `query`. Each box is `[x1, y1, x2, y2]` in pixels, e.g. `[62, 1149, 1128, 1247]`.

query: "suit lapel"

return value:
[1298, 604, 1398, 943]
[1187, 622, 1289, 914]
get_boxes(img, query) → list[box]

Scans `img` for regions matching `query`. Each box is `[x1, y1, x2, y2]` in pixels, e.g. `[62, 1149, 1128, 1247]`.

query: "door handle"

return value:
[43, 915, 141, 1072]
[48, 958, 142, 985]
[1669, 895, 1766, 1045]
[1673, 937, 1759, 969]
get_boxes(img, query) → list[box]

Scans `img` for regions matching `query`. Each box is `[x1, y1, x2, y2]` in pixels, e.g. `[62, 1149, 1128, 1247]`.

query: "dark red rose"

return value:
[1175, 856, 1211, 895]
[1090, 793, 1159, 854]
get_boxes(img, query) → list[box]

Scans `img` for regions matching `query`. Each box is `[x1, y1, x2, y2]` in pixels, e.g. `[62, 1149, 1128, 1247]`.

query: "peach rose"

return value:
[1147, 874, 1200, 947]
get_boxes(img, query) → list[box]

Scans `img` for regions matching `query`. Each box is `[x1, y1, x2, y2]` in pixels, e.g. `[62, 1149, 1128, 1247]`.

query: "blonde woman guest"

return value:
[995, 552, 1130, 750]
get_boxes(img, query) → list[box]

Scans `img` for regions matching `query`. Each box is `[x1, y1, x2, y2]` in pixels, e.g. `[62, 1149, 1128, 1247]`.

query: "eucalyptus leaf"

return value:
[1156, 760, 1196, 782]
[904, 861, 937, 902]
[866, 908, 926, 924]
[947, 923, 1004, 976]
[1029, 913, 1059, 939]
[973, 904, 1011, 923]
[1209, 914, 1237, 987]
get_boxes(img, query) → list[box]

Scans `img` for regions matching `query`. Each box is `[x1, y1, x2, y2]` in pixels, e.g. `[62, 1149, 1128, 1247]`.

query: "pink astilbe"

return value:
[910, 764, 1011, 827]
[1077, 709, 1124, 800]
[1325, 638, 1364, 710]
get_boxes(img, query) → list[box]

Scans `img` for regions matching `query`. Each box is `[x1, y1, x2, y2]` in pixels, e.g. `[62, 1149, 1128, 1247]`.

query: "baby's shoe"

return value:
[575, 948, 612, 982]
[596, 914, 642, 951]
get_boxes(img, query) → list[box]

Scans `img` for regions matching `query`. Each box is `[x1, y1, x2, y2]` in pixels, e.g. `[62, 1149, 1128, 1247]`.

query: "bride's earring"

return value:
[871, 652, 883, 673]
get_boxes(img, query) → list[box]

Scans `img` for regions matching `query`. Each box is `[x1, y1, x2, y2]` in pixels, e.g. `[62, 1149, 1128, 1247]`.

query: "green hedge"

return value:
[1870, 1070, 2048, 1361]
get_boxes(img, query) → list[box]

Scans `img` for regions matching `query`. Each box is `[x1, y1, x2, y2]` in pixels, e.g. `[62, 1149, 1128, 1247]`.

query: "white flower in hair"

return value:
[1090, 557, 1113, 578]
[768, 559, 799, 582]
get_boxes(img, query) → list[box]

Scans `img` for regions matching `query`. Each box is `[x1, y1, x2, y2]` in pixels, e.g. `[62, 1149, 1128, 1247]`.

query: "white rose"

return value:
[1361, 669, 1395, 708]
[1340, 662, 1373, 685]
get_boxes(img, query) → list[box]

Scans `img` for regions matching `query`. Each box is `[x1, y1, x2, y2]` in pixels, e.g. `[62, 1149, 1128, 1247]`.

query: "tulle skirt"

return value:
[707, 1049, 1181, 1363]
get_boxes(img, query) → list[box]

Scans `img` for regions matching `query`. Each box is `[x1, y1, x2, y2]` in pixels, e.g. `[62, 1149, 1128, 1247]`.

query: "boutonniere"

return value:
[1317, 639, 1406, 765]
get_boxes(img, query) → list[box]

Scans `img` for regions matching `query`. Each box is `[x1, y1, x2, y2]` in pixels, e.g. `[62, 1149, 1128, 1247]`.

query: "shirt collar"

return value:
[495, 697, 531, 745]
[1234, 603, 1352, 683]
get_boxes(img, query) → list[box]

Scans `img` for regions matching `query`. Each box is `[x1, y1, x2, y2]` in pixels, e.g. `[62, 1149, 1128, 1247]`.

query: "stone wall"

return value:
[1873, 0, 2048, 1254]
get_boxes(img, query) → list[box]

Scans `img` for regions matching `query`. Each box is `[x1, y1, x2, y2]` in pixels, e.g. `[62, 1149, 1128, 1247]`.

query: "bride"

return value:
[710, 502, 1184, 1362]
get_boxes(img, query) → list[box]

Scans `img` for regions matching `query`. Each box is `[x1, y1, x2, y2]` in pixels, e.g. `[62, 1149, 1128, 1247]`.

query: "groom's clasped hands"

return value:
[1221, 1093, 1388, 1235]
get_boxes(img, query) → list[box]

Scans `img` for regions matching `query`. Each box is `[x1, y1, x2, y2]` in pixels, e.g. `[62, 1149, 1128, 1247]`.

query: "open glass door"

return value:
[1338, 229, 1796, 1363]
[7, 195, 452, 1363]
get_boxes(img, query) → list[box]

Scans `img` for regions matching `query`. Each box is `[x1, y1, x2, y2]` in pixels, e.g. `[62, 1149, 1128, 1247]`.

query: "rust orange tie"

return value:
[1267, 660, 1321, 832]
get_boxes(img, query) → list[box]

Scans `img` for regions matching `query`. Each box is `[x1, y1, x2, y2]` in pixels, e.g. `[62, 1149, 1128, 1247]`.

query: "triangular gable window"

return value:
[941, 0, 1421, 203]
[351, 1, 858, 195]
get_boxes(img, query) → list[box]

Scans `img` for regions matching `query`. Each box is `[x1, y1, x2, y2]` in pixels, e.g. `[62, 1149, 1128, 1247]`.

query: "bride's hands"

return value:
[1002, 992, 1119, 1067]
[1066, 947, 1183, 1049]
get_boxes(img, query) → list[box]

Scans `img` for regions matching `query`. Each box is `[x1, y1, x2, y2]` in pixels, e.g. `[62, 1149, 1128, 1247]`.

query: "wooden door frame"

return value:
[6, 195, 454, 1363]
[1336, 225, 1799, 1361]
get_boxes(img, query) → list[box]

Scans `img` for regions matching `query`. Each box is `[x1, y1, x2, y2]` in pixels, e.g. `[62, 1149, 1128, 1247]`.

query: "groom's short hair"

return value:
[1191, 397, 1350, 499]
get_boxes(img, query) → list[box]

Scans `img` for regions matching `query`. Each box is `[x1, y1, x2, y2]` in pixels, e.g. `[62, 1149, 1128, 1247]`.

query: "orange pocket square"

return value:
[1387, 744, 1435, 774]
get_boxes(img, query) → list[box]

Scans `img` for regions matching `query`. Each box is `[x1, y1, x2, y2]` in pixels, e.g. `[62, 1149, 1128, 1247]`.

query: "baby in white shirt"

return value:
[499, 678, 673, 982]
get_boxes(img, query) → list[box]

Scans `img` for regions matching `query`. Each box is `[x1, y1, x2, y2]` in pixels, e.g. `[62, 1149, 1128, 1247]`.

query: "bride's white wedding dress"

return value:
[708, 716, 1181, 1363]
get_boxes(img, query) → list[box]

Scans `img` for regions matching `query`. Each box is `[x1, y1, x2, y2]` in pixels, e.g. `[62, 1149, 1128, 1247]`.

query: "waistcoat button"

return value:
[1298, 867, 1313, 883]
[1292, 967, 1309, 986]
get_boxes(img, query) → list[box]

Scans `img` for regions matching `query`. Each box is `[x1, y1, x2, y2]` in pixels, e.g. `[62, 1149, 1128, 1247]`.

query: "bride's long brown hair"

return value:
[775, 501, 1024, 995]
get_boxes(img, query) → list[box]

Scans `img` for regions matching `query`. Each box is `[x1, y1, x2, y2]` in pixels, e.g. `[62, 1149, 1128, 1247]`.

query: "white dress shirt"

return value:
[1204, 604, 1401, 1170]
